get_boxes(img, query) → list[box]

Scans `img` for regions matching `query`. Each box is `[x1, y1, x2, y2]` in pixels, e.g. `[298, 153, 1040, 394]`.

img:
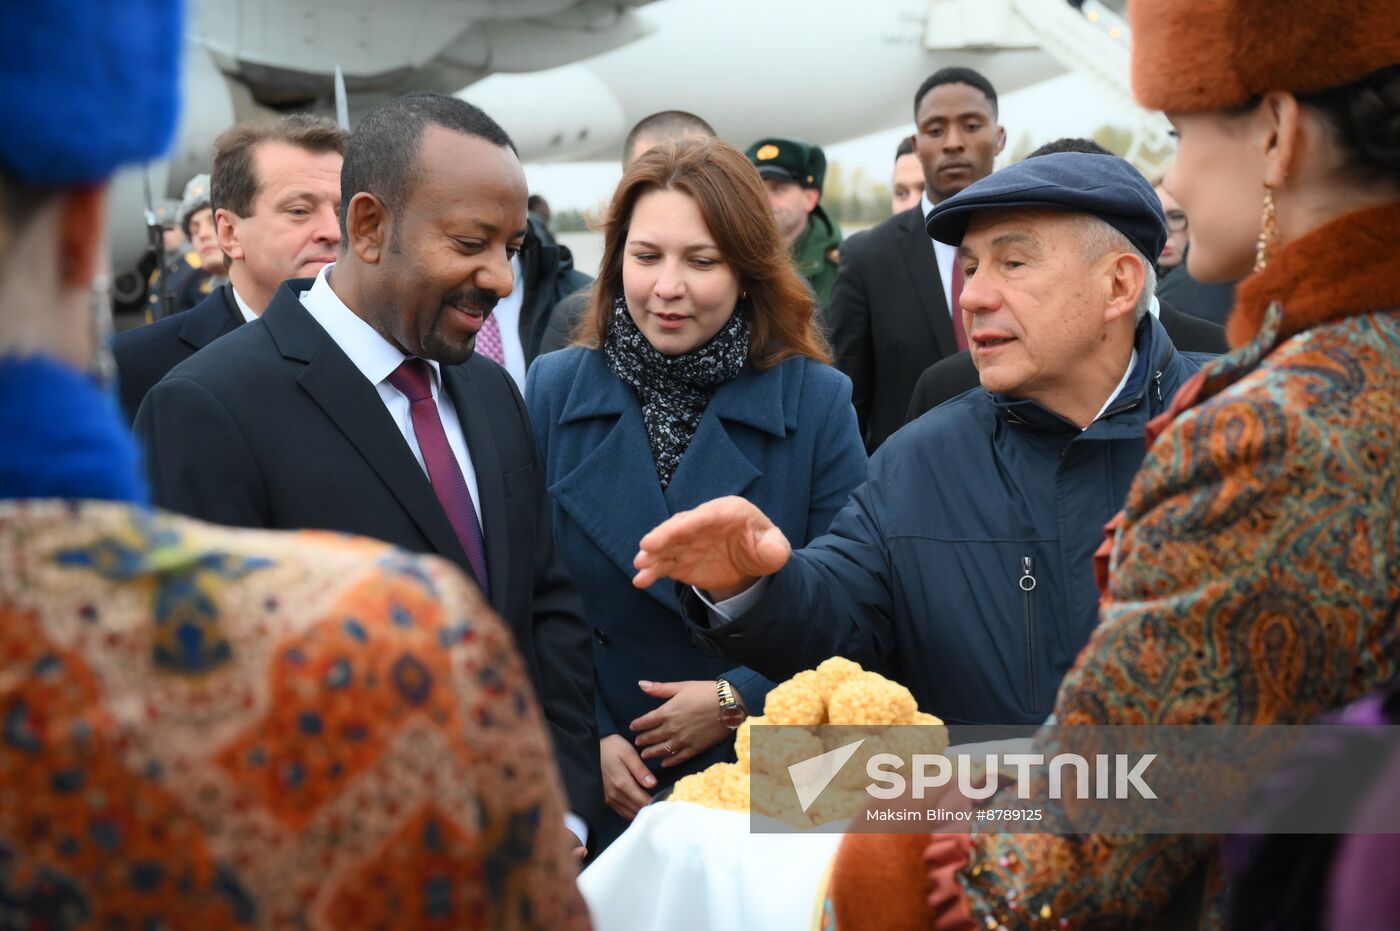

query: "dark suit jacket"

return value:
[518, 218, 592, 363]
[537, 287, 590, 358]
[1156, 261, 1237, 327]
[113, 283, 243, 425]
[903, 301, 1228, 423]
[133, 279, 602, 830]
[826, 205, 958, 453]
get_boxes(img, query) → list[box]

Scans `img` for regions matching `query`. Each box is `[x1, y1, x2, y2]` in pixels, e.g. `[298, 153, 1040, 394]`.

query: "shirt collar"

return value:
[230, 284, 258, 324]
[298, 263, 442, 393]
[1090, 347, 1138, 426]
[920, 191, 936, 220]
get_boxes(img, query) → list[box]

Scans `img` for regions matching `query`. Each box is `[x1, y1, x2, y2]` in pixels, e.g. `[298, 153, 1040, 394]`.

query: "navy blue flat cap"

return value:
[926, 152, 1167, 261]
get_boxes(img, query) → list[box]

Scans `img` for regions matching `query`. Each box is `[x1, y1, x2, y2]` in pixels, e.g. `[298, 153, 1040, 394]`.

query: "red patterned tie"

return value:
[476, 313, 506, 365]
[950, 259, 968, 352]
[386, 358, 490, 598]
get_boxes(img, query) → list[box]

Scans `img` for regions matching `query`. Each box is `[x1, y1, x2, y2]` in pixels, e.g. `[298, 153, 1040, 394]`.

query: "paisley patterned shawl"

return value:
[0, 501, 591, 930]
[832, 203, 1400, 930]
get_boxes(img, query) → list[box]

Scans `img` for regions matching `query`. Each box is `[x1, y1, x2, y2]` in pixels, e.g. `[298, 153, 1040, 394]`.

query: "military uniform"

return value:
[146, 247, 208, 321]
[790, 205, 841, 308]
[746, 137, 842, 307]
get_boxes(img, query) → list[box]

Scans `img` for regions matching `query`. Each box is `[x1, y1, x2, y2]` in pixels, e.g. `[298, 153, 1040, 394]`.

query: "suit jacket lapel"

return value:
[261, 285, 472, 570]
[441, 364, 511, 615]
[895, 208, 958, 357]
[177, 284, 242, 352]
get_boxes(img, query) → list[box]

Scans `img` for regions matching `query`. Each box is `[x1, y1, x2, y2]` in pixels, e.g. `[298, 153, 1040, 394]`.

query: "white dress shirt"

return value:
[298, 264, 483, 527]
[922, 193, 960, 316]
[231, 284, 259, 324]
[490, 253, 528, 390]
[298, 264, 587, 848]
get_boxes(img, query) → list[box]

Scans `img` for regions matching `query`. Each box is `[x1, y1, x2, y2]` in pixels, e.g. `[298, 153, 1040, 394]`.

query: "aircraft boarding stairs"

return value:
[923, 0, 1174, 173]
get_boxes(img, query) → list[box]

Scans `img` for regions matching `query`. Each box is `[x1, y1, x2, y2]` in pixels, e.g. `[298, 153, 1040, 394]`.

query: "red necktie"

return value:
[950, 259, 968, 352]
[386, 358, 490, 598]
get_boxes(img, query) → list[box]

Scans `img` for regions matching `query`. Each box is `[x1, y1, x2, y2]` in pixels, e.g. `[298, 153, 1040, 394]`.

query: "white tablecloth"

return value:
[579, 802, 843, 931]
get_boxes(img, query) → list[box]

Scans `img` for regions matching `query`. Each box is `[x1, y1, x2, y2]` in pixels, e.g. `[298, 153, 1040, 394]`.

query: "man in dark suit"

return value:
[134, 94, 601, 851]
[113, 114, 347, 423]
[827, 67, 1005, 452]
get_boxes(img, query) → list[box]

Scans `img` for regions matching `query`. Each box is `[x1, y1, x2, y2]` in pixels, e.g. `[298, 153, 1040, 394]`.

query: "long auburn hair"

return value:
[574, 137, 831, 367]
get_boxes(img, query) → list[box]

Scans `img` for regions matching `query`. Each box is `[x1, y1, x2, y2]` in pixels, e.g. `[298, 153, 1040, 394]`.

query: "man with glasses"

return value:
[1154, 176, 1239, 325]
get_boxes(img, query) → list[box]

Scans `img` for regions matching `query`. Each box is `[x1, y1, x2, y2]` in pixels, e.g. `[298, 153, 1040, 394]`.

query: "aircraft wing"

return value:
[191, 0, 659, 113]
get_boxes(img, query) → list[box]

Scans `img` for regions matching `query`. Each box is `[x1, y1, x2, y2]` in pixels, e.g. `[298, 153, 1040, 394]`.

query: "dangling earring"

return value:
[1254, 186, 1280, 273]
[88, 272, 116, 389]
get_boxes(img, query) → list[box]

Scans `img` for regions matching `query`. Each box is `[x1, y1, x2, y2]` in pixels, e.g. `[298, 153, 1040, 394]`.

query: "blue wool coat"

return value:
[526, 347, 866, 780]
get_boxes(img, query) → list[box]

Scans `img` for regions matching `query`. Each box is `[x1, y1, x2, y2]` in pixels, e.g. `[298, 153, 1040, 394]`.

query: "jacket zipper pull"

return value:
[1020, 556, 1038, 714]
[1153, 370, 1164, 403]
[1020, 556, 1036, 592]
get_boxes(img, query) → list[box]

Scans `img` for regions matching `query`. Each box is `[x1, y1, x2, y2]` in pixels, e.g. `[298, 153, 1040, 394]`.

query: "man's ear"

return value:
[57, 185, 107, 287]
[215, 207, 244, 262]
[1104, 251, 1146, 323]
[803, 187, 821, 215]
[346, 192, 390, 264]
[993, 124, 1007, 157]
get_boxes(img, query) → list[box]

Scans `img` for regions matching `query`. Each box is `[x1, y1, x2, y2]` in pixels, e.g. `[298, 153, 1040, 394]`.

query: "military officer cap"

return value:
[151, 198, 181, 230]
[177, 173, 213, 236]
[745, 137, 828, 193]
[925, 152, 1167, 262]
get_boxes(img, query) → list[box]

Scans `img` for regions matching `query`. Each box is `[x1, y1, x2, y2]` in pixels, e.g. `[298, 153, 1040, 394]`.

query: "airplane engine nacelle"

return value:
[458, 64, 626, 163]
[107, 41, 253, 306]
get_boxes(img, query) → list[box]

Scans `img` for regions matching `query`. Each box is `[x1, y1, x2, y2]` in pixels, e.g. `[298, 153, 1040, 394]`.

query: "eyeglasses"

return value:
[1165, 209, 1189, 233]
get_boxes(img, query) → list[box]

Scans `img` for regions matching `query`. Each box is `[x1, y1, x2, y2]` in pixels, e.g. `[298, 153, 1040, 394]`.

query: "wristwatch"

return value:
[716, 678, 748, 729]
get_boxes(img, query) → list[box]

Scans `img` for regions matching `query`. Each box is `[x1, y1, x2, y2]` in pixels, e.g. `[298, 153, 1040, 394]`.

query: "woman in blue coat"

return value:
[526, 139, 866, 845]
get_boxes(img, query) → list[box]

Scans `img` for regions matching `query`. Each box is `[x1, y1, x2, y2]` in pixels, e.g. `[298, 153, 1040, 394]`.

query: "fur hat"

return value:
[1130, 0, 1400, 112]
[0, 0, 182, 186]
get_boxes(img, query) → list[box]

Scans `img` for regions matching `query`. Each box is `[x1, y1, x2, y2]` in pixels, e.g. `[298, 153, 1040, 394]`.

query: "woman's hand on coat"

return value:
[600, 734, 656, 821]
[632, 496, 792, 599]
[631, 680, 733, 768]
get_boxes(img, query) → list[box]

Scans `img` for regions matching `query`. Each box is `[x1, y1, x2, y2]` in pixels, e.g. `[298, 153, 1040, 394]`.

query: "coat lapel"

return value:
[177, 284, 242, 352]
[547, 355, 787, 610]
[661, 365, 785, 514]
[895, 208, 958, 357]
[441, 363, 510, 616]
[261, 284, 472, 571]
[548, 358, 675, 608]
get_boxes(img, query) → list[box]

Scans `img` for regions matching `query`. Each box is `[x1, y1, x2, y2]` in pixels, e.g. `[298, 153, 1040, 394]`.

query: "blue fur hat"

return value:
[0, 0, 183, 185]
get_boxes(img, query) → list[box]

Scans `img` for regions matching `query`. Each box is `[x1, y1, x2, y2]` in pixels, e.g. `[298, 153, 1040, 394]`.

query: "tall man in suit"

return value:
[134, 93, 602, 851]
[827, 67, 1005, 451]
[114, 115, 346, 423]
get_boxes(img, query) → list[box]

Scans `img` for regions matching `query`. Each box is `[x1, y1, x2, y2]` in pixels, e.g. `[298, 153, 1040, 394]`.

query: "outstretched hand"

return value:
[632, 496, 792, 599]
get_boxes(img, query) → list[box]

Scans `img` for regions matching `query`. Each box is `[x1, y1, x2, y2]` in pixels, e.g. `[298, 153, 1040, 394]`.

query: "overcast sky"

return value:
[521, 72, 1140, 213]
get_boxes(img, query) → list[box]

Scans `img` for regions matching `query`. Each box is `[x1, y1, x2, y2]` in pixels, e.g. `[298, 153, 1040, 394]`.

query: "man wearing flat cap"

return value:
[630, 152, 1210, 726]
[745, 137, 842, 307]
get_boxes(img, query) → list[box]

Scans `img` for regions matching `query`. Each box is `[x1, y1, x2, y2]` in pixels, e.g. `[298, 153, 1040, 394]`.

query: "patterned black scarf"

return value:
[603, 295, 751, 488]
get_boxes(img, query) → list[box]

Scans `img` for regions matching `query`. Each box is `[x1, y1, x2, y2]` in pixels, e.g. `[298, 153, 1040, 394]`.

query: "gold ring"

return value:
[663, 740, 677, 755]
